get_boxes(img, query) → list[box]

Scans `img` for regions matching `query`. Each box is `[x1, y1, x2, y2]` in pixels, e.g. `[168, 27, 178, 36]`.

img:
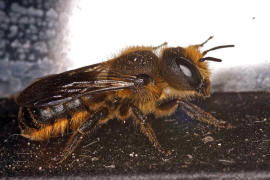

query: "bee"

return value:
[16, 36, 234, 163]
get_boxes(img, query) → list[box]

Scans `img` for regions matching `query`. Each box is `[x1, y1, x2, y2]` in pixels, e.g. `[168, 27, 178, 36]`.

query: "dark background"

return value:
[1, 92, 270, 179]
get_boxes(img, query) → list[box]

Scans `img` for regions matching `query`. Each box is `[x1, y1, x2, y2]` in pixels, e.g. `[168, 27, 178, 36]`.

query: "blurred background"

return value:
[0, 0, 269, 97]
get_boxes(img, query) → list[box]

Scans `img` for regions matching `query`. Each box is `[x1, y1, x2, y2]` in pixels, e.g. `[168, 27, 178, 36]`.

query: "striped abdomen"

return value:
[19, 97, 93, 141]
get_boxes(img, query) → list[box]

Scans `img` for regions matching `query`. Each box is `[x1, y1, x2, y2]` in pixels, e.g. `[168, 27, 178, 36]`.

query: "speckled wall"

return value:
[0, 0, 73, 97]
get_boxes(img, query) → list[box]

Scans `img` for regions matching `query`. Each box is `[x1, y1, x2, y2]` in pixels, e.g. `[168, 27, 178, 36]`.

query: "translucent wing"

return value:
[16, 63, 139, 107]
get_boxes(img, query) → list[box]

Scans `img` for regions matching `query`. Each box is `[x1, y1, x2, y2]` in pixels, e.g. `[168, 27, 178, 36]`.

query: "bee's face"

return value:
[160, 47, 210, 96]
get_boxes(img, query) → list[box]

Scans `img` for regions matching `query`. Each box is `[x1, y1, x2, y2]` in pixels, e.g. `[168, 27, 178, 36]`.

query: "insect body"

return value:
[16, 36, 234, 162]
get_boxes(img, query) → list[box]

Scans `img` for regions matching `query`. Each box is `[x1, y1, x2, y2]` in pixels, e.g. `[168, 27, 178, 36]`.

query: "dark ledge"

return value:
[1, 92, 270, 179]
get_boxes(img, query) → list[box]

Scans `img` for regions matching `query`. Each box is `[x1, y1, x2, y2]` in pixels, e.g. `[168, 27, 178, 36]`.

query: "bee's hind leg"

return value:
[131, 105, 172, 156]
[55, 107, 109, 164]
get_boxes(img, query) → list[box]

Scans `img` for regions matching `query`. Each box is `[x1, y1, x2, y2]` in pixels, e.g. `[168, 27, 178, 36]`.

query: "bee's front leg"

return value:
[131, 105, 172, 156]
[156, 98, 232, 129]
[178, 100, 232, 129]
[55, 107, 109, 164]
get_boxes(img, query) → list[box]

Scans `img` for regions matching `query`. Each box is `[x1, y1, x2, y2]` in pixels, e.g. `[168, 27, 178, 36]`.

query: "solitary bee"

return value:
[16, 36, 234, 163]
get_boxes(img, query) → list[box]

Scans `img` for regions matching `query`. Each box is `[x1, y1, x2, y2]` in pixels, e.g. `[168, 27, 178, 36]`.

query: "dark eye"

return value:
[160, 47, 203, 90]
[174, 57, 202, 88]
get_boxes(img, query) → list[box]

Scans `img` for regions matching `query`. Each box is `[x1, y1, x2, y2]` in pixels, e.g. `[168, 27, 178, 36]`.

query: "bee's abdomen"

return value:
[19, 98, 91, 141]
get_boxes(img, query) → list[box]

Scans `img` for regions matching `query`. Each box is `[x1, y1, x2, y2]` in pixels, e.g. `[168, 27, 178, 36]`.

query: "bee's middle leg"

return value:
[131, 105, 171, 156]
[56, 107, 109, 163]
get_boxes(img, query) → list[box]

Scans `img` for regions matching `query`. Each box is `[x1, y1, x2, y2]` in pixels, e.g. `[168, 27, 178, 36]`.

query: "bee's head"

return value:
[160, 36, 234, 97]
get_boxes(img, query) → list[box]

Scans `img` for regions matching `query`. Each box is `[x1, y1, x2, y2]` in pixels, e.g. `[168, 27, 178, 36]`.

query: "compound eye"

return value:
[179, 64, 192, 77]
[174, 57, 202, 88]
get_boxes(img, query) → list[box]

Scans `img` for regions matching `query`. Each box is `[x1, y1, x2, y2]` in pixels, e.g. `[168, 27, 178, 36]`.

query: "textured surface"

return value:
[0, 92, 270, 178]
[0, 0, 73, 97]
